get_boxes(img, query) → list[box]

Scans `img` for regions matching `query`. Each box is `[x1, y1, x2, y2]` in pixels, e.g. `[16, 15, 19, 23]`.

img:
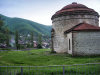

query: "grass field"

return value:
[0, 64, 100, 75]
[0, 49, 100, 66]
[0, 49, 100, 75]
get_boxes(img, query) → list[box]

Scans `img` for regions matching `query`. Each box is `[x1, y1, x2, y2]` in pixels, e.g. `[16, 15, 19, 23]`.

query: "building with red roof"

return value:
[51, 2, 100, 56]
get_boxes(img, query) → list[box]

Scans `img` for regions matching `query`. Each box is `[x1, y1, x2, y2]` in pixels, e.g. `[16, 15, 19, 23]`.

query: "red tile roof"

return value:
[56, 2, 94, 15]
[64, 23, 100, 34]
[61, 2, 88, 10]
[51, 2, 99, 19]
[56, 8, 94, 15]
[74, 23, 100, 31]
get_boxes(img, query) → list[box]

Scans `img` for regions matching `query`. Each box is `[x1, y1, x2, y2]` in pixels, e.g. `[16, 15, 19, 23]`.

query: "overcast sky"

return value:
[0, 0, 100, 25]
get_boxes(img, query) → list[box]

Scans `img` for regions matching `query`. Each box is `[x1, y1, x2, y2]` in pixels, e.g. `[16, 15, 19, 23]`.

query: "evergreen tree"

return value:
[0, 33, 6, 44]
[0, 17, 6, 45]
[0, 20, 3, 31]
[37, 34, 42, 48]
[38, 34, 42, 45]
[15, 30, 19, 49]
[30, 32, 34, 48]
[5, 28, 10, 47]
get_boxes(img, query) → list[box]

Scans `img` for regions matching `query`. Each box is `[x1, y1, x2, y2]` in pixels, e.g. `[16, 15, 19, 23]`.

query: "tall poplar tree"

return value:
[15, 30, 19, 49]
[30, 32, 34, 48]
[5, 28, 10, 47]
[37, 34, 42, 48]
[0, 17, 6, 44]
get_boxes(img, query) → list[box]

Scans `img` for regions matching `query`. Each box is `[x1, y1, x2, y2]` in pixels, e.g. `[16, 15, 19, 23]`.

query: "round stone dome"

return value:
[51, 2, 99, 19]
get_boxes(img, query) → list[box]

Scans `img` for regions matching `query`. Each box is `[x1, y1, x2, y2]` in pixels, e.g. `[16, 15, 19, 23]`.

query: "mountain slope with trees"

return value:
[0, 14, 51, 36]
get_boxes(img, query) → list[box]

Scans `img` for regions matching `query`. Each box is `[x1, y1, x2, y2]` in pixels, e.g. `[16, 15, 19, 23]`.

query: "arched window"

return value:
[69, 39, 70, 50]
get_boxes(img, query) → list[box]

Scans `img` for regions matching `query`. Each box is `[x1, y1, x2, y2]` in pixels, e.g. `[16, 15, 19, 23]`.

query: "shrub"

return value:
[20, 45, 26, 49]
[27, 44, 31, 48]
[37, 44, 42, 49]
[0, 48, 11, 50]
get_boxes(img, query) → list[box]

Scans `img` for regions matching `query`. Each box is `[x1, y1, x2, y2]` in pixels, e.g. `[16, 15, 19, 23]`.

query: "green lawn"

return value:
[0, 49, 100, 75]
[0, 49, 100, 66]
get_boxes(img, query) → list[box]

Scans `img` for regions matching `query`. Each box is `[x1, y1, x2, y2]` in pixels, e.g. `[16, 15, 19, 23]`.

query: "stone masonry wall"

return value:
[73, 31, 100, 56]
[52, 15, 99, 32]
[52, 14, 99, 53]
[53, 34, 67, 53]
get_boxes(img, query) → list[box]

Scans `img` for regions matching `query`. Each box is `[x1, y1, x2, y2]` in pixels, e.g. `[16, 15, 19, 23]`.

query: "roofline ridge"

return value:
[64, 22, 100, 34]
[64, 22, 83, 34]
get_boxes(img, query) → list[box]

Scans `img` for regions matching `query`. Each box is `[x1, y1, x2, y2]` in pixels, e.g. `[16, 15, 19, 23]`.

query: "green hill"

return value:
[0, 14, 51, 36]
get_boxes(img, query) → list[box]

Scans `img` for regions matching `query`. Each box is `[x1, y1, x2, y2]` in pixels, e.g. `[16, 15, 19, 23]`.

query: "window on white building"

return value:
[69, 39, 70, 50]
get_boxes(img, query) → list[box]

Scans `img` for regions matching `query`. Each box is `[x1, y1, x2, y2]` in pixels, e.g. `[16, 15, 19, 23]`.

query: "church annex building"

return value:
[51, 2, 100, 56]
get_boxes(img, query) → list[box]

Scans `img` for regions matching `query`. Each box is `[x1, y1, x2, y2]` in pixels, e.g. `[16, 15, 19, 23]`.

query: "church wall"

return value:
[52, 14, 99, 53]
[53, 34, 68, 53]
[52, 15, 99, 32]
[73, 31, 100, 56]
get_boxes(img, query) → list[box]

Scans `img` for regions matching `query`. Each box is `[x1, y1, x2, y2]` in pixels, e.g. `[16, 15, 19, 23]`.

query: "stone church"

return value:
[51, 2, 100, 56]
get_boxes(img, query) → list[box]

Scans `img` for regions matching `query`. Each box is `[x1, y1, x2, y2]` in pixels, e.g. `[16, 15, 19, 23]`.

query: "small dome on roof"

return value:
[51, 2, 99, 20]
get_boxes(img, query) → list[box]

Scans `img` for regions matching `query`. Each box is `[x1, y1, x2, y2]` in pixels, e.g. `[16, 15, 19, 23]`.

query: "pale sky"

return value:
[0, 0, 100, 25]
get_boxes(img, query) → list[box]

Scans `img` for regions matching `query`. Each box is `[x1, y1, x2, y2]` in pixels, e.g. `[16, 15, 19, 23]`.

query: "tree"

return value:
[15, 30, 19, 50]
[0, 33, 6, 43]
[38, 34, 42, 45]
[37, 34, 42, 49]
[30, 32, 34, 48]
[0, 20, 3, 31]
[5, 28, 10, 47]
[0, 18, 6, 45]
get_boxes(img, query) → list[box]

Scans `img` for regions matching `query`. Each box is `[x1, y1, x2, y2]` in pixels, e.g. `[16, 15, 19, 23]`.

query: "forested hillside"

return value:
[0, 14, 51, 36]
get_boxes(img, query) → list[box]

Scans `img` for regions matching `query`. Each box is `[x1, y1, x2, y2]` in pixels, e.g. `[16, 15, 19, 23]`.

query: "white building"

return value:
[51, 2, 100, 56]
